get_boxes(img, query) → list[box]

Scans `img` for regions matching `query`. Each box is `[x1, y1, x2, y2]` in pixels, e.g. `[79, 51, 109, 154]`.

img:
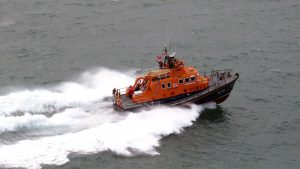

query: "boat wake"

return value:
[0, 68, 210, 169]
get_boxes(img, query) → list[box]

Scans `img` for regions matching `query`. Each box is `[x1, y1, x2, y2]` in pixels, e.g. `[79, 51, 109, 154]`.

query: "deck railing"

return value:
[117, 97, 154, 109]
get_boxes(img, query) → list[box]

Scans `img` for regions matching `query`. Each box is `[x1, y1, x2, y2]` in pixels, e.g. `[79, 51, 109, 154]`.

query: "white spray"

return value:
[0, 68, 209, 169]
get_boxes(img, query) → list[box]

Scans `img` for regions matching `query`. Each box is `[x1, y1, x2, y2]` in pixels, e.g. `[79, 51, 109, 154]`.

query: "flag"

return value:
[155, 54, 163, 62]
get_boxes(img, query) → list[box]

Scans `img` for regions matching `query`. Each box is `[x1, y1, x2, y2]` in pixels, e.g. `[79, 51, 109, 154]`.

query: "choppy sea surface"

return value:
[0, 0, 299, 169]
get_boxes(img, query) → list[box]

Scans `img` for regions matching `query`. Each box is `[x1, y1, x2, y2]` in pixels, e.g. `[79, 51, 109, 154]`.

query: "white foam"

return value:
[0, 105, 203, 169]
[0, 108, 97, 133]
[0, 68, 134, 115]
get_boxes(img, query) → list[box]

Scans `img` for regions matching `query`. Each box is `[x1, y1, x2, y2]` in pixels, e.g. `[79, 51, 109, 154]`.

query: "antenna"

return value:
[165, 30, 169, 47]
[164, 30, 169, 49]
[174, 41, 176, 53]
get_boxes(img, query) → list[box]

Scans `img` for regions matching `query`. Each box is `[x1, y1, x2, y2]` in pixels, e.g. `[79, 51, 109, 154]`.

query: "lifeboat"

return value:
[112, 47, 239, 111]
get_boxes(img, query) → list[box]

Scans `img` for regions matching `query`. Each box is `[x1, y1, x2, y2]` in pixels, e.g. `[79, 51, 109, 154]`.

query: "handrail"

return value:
[113, 94, 153, 108]
[136, 67, 172, 79]
[135, 67, 158, 76]
[211, 69, 232, 74]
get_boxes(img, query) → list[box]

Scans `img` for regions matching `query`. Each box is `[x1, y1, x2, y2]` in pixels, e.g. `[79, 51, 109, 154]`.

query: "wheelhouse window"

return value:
[185, 78, 190, 83]
[161, 83, 166, 89]
[167, 82, 171, 88]
[179, 79, 184, 84]
[191, 75, 195, 81]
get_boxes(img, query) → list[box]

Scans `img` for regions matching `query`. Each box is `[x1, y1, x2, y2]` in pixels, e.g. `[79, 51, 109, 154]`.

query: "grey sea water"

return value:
[0, 0, 299, 169]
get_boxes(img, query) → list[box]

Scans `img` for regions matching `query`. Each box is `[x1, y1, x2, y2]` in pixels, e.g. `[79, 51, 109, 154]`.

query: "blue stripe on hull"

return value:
[152, 90, 204, 104]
